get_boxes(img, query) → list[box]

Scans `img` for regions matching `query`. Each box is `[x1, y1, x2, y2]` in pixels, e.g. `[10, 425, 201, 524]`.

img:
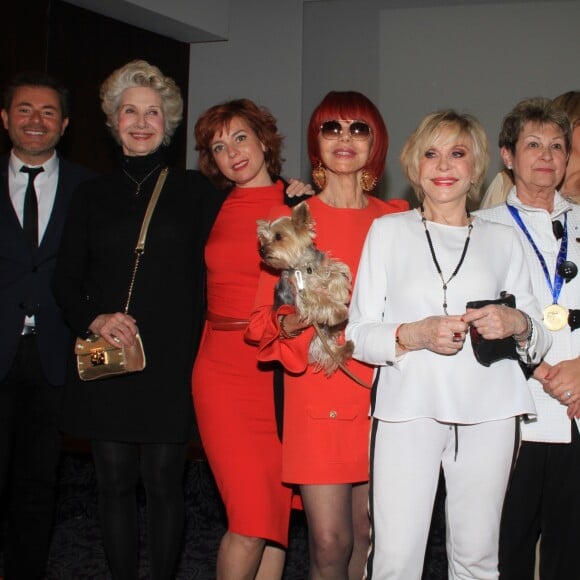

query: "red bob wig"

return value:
[307, 91, 389, 184]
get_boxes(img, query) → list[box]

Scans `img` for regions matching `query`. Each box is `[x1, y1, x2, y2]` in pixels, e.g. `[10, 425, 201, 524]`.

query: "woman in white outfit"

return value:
[346, 110, 551, 580]
[477, 97, 580, 579]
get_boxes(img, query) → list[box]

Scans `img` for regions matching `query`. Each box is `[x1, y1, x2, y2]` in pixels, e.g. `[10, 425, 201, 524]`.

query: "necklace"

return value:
[420, 204, 473, 315]
[122, 164, 160, 195]
[326, 194, 368, 209]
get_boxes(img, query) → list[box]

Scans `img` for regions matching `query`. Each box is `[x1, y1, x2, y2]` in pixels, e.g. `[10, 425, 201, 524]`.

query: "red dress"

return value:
[246, 195, 408, 484]
[192, 181, 294, 546]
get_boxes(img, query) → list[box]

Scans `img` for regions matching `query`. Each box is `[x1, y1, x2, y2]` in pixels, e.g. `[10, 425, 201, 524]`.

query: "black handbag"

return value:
[466, 292, 518, 367]
[466, 291, 535, 379]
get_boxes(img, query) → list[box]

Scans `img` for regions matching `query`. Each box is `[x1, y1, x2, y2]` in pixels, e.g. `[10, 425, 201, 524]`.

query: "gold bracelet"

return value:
[279, 314, 303, 339]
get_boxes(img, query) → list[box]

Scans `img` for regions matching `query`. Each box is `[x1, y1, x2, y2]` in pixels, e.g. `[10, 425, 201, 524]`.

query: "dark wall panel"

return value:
[1, 0, 189, 172]
[0, 0, 51, 152]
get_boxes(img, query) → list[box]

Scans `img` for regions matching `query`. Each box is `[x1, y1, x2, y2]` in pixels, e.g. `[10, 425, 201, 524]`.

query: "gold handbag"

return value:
[75, 333, 146, 381]
[75, 168, 168, 381]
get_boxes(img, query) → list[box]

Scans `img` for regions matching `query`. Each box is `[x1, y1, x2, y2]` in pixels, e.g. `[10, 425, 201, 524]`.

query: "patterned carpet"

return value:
[3, 452, 447, 579]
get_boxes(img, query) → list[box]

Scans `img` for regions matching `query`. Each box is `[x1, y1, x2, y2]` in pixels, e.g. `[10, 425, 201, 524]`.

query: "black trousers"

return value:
[0, 335, 63, 580]
[91, 440, 187, 580]
[499, 421, 580, 580]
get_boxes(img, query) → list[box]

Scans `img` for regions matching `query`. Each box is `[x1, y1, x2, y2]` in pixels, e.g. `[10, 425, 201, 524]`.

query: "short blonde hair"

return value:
[100, 60, 183, 146]
[400, 110, 489, 202]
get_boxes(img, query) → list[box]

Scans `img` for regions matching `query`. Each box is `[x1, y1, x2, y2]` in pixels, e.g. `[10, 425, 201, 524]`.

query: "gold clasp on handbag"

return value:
[90, 348, 106, 366]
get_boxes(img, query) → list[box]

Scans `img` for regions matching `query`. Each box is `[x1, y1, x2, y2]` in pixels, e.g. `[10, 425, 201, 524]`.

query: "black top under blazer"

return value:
[0, 154, 94, 386]
[53, 150, 224, 443]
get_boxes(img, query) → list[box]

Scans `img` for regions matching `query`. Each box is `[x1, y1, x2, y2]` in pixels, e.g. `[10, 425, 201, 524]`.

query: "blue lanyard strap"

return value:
[506, 203, 568, 305]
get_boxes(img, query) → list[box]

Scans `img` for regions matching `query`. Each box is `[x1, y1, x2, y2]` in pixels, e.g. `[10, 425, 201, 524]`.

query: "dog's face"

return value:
[257, 201, 317, 270]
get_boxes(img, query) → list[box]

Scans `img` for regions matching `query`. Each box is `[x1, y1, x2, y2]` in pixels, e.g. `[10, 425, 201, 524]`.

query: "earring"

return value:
[360, 169, 378, 192]
[312, 162, 327, 190]
[507, 165, 513, 170]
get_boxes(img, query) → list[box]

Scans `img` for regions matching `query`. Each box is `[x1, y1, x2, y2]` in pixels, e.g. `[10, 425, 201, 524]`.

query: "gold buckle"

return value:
[90, 348, 106, 366]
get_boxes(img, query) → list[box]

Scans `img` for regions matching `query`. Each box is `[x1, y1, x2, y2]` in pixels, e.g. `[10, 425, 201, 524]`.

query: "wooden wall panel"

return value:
[0, 0, 51, 152]
[1, 0, 189, 172]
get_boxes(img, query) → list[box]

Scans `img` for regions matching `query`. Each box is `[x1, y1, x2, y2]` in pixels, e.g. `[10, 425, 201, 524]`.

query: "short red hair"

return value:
[307, 91, 388, 185]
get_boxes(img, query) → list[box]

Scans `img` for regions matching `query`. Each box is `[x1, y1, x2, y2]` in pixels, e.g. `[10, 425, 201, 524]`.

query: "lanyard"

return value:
[506, 203, 567, 305]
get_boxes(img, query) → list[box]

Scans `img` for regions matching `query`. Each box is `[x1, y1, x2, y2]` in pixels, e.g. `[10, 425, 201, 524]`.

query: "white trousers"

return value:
[366, 417, 516, 580]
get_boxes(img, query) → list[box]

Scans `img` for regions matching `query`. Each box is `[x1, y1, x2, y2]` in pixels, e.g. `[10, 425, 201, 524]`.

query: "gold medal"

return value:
[543, 303, 569, 331]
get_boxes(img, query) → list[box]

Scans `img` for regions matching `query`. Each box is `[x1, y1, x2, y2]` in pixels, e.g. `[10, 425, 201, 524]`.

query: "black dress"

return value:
[53, 149, 224, 443]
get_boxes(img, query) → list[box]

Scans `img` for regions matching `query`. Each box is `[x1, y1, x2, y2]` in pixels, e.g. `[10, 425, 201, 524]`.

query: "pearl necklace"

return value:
[420, 204, 473, 315]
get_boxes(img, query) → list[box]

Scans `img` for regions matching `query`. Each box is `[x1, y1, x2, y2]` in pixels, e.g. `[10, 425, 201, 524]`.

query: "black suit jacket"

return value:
[0, 154, 94, 385]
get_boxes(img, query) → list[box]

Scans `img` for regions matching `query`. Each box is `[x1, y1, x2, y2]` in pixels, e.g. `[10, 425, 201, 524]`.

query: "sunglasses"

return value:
[319, 120, 372, 141]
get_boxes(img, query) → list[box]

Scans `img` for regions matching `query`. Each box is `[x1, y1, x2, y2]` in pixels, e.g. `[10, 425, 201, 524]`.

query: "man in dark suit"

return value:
[0, 72, 94, 580]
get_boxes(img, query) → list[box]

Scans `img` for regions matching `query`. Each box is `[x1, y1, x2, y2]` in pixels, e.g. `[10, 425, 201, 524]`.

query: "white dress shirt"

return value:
[8, 150, 59, 243]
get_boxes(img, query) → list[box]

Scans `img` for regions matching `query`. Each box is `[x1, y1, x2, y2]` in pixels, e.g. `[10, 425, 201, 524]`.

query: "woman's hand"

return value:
[463, 305, 529, 341]
[532, 361, 551, 384]
[89, 313, 138, 347]
[278, 312, 310, 338]
[286, 178, 315, 198]
[541, 358, 580, 414]
[398, 315, 468, 355]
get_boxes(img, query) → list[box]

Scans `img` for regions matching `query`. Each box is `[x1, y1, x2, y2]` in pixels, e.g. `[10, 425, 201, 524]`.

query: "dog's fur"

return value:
[257, 201, 354, 375]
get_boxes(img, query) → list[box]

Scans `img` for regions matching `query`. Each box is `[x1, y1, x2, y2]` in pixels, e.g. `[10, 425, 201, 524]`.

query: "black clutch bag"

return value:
[466, 291, 536, 379]
[466, 291, 518, 367]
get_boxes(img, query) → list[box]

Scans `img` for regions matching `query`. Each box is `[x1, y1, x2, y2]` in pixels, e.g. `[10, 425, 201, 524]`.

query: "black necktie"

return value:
[20, 166, 44, 250]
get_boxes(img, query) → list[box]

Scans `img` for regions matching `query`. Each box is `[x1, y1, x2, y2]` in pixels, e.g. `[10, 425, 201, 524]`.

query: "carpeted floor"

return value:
[3, 452, 447, 579]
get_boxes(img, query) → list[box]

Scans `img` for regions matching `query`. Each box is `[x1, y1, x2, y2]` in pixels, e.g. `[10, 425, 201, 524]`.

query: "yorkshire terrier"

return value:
[257, 201, 354, 375]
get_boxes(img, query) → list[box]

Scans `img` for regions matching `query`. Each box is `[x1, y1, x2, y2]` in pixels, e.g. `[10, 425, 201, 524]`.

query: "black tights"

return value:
[91, 440, 187, 580]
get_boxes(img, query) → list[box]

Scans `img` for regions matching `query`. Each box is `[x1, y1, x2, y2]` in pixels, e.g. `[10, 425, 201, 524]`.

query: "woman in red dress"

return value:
[246, 91, 408, 579]
[192, 99, 310, 579]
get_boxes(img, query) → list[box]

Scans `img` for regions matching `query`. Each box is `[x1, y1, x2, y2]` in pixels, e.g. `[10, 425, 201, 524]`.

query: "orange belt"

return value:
[206, 312, 249, 331]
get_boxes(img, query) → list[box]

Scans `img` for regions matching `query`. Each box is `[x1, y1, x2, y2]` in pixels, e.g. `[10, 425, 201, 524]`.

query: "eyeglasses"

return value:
[319, 120, 372, 141]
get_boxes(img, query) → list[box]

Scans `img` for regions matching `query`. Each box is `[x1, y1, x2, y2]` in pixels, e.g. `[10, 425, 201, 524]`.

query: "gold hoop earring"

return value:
[360, 169, 378, 192]
[312, 162, 327, 190]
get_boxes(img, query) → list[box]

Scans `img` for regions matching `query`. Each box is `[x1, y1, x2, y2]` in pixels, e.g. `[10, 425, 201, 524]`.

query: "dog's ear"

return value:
[256, 219, 270, 240]
[292, 201, 316, 237]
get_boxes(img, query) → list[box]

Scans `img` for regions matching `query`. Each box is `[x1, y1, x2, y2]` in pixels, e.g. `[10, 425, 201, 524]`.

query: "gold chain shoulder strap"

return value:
[124, 167, 169, 314]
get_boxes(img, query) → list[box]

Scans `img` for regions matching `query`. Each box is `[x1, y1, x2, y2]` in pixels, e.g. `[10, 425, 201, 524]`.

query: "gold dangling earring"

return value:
[360, 169, 378, 192]
[312, 162, 327, 190]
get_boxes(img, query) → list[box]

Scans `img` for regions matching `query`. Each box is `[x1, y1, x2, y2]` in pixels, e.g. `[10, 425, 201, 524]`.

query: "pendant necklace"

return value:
[122, 164, 160, 195]
[421, 204, 473, 315]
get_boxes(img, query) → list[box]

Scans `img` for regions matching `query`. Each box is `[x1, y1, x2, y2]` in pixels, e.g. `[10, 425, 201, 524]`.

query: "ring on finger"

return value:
[565, 390, 572, 399]
[452, 332, 462, 343]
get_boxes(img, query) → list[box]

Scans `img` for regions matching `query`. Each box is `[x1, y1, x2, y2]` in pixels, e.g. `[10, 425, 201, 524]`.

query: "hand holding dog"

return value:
[279, 312, 310, 335]
[258, 202, 353, 374]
